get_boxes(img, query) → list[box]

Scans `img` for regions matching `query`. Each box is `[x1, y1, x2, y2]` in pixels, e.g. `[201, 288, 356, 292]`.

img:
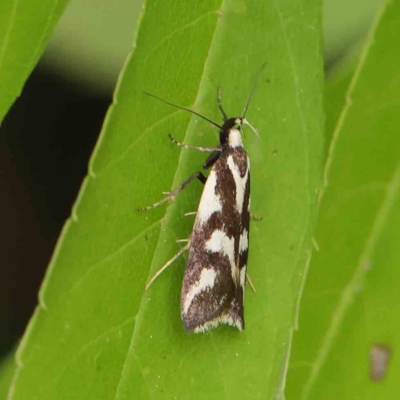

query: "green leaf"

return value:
[287, 1, 400, 398]
[0, 0, 69, 123]
[9, 0, 323, 399]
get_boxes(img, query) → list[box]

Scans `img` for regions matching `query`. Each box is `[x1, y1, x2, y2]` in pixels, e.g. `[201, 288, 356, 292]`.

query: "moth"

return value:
[140, 67, 263, 333]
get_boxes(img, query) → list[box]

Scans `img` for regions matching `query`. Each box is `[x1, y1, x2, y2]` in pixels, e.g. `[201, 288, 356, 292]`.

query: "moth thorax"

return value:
[228, 128, 243, 148]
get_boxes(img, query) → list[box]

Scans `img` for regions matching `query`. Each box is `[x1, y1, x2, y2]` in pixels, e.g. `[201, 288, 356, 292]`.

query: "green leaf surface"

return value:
[9, 0, 323, 399]
[287, 1, 400, 398]
[0, 0, 69, 123]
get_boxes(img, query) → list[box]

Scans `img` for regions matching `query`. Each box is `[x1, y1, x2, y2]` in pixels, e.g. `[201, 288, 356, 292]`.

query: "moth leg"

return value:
[184, 211, 197, 217]
[246, 273, 256, 293]
[145, 241, 190, 290]
[138, 172, 207, 211]
[169, 134, 221, 153]
[250, 213, 262, 221]
[203, 149, 223, 169]
[176, 238, 189, 243]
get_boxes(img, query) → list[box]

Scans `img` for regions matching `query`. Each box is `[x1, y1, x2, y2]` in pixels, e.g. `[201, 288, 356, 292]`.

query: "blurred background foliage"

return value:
[0, 0, 383, 377]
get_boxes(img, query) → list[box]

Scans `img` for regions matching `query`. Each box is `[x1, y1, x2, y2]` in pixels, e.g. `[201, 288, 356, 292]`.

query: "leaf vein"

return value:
[96, 109, 182, 175]
[57, 218, 162, 303]
[144, 10, 218, 62]
[54, 316, 136, 385]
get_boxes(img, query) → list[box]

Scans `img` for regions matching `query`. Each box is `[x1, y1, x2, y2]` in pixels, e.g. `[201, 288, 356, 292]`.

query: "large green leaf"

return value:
[8, 0, 323, 398]
[0, 0, 69, 123]
[287, 1, 400, 398]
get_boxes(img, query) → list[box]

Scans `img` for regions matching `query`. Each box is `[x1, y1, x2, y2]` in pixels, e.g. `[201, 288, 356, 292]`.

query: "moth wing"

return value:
[180, 227, 243, 333]
[180, 149, 250, 333]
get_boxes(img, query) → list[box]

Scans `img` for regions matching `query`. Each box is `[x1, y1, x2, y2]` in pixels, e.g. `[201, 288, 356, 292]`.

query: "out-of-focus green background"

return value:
[44, 0, 383, 92]
[0, 0, 382, 364]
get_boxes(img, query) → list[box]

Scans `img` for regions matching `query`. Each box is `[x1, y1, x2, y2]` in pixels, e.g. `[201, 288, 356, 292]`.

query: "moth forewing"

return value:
[180, 144, 251, 333]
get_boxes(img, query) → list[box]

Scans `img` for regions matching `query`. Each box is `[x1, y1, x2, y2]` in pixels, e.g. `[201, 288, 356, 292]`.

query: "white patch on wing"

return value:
[240, 266, 246, 289]
[239, 228, 248, 254]
[248, 196, 251, 212]
[205, 230, 238, 282]
[193, 312, 243, 333]
[227, 155, 249, 213]
[197, 170, 222, 224]
[182, 268, 217, 315]
[206, 230, 234, 263]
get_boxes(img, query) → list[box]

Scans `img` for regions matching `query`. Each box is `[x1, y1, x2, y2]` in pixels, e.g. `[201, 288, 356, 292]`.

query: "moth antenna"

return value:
[144, 92, 222, 130]
[241, 62, 267, 120]
[239, 63, 266, 139]
[217, 86, 228, 121]
[242, 118, 259, 138]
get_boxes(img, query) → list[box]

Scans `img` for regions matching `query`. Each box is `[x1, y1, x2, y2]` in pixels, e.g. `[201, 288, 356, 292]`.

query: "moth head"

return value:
[220, 117, 259, 148]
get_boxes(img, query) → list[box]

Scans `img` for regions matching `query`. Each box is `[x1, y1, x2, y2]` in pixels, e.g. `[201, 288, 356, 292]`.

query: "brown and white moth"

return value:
[140, 68, 262, 333]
